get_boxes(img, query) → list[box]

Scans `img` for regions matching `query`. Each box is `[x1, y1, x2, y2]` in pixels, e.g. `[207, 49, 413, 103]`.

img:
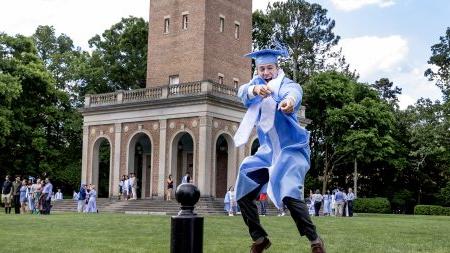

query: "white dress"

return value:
[86, 190, 97, 213]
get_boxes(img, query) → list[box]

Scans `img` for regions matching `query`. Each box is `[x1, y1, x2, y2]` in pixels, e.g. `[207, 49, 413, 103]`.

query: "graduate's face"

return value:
[257, 63, 278, 82]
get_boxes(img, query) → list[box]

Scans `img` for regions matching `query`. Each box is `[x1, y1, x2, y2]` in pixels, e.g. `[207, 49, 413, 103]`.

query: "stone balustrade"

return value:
[168, 81, 202, 97]
[85, 81, 238, 108]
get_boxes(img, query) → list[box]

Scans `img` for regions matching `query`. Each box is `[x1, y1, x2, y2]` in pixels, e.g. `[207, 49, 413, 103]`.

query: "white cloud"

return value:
[391, 64, 443, 109]
[340, 35, 409, 78]
[338, 35, 442, 108]
[330, 0, 395, 11]
[398, 94, 416, 110]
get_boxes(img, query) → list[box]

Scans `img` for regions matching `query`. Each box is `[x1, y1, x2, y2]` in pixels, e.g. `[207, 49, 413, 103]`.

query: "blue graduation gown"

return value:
[234, 74, 310, 209]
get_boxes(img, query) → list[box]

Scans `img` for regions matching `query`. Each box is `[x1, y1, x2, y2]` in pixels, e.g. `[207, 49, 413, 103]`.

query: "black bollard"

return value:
[170, 183, 203, 253]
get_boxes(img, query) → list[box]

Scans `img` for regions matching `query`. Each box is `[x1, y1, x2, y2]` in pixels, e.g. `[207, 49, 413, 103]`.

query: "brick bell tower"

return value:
[147, 0, 252, 87]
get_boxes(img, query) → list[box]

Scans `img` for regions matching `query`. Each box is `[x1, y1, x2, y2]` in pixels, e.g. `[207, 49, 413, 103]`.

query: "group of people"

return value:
[308, 188, 356, 217]
[74, 183, 97, 213]
[118, 173, 138, 200]
[1, 175, 54, 215]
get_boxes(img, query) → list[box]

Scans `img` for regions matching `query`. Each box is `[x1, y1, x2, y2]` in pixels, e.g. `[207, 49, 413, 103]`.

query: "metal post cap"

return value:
[175, 183, 200, 206]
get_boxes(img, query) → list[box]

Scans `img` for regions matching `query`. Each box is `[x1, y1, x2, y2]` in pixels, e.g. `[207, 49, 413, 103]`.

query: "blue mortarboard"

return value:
[244, 47, 289, 65]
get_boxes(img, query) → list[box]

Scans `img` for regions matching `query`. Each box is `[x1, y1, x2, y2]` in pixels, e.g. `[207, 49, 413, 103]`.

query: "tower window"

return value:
[219, 17, 225, 32]
[233, 79, 239, 88]
[169, 75, 179, 85]
[164, 18, 170, 33]
[182, 14, 188, 30]
[234, 23, 240, 39]
[218, 73, 224, 85]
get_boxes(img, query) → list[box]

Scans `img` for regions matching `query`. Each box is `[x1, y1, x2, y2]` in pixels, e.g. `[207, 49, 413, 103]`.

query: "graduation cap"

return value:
[244, 46, 289, 65]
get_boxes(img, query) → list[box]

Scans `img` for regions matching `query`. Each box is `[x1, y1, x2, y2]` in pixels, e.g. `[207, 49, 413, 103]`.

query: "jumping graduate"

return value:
[233, 47, 326, 253]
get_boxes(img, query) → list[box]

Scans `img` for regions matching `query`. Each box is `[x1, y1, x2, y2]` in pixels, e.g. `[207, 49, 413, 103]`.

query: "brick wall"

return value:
[146, 0, 252, 87]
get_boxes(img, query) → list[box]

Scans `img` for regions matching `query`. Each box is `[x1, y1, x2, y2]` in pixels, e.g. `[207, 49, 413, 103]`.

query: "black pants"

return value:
[314, 202, 321, 216]
[347, 200, 353, 217]
[343, 202, 347, 217]
[13, 195, 20, 214]
[237, 169, 318, 242]
[42, 194, 51, 215]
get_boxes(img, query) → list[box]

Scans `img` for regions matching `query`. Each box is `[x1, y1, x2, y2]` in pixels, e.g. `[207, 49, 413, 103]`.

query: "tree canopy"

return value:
[252, 0, 345, 83]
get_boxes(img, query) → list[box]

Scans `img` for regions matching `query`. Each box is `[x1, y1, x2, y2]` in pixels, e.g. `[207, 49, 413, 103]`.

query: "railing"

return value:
[85, 81, 240, 108]
[211, 82, 237, 97]
[168, 81, 202, 97]
[89, 92, 118, 107]
[123, 87, 162, 102]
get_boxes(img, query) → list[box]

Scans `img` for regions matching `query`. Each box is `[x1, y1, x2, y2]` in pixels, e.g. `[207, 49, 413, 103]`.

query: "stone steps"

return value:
[50, 198, 283, 216]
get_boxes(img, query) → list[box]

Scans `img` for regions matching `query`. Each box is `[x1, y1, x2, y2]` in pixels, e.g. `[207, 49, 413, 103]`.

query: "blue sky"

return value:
[309, 0, 448, 108]
[1, 0, 447, 108]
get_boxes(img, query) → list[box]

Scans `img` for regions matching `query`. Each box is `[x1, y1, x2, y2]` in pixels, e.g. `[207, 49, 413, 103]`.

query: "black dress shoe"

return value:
[311, 237, 326, 253]
[250, 237, 271, 253]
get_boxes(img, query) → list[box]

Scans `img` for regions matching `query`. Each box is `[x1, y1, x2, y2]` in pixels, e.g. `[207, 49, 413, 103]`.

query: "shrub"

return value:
[439, 182, 450, 207]
[353, 197, 390, 213]
[414, 205, 450, 216]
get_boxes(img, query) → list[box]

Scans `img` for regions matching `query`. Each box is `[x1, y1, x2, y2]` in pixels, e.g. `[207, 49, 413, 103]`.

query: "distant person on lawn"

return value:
[78, 184, 87, 213]
[2, 175, 13, 214]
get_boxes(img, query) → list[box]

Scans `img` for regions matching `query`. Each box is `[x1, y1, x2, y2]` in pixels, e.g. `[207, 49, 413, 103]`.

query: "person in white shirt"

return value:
[123, 176, 130, 200]
[119, 175, 125, 200]
[346, 188, 356, 217]
[322, 190, 331, 216]
[55, 189, 63, 200]
[312, 190, 323, 216]
[130, 173, 138, 200]
[331, 192, 336, 216]
[181, 172, 191, 184]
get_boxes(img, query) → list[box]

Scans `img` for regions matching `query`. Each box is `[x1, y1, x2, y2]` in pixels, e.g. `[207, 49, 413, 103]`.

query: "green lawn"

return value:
[0, 212, 449, 253]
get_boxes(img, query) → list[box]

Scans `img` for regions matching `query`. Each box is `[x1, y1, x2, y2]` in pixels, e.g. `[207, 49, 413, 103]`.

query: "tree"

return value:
[425, 27, 450, 101]
[371, 78, 402, 105]
[0, 33, 80, 190]
[0, 33, 22, 145]
[80, 16, 148, 96]
[403, 99, 449, 204]
[33, 25, 84, 104]
[252, 0, 341, 83]
[304, 71, 398, 194]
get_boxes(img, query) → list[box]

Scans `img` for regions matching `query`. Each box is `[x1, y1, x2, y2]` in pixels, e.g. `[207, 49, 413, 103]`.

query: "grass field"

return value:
[0, 212, 449, 253]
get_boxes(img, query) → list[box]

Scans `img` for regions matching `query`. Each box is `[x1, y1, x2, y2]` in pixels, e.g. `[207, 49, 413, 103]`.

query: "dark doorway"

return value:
[98, 139, 110, 198]
[175, 133, 194, 185]
[215, 135, 228, 197]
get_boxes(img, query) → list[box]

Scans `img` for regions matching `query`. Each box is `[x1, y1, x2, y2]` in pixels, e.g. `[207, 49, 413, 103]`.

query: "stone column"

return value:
[158, 119, 167, 198]
[237, 145, 246, 178]
[197, 116, 213, 196]
[81, 126, 89, 185]
[112, 123, 122, 198]
[142, 154, 147, 198]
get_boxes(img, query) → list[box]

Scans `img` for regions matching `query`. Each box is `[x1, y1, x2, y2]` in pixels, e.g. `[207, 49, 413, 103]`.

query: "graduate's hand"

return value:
[253, 85, 271, 98]
[280, 98, 294, 113]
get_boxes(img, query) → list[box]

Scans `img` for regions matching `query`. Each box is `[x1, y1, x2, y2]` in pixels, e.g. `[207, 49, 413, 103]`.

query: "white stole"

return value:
[234, 70, 285, 147]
